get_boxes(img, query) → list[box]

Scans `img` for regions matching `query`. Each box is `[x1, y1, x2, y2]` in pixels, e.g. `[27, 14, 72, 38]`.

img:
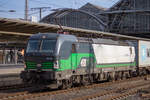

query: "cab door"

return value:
[85, 43, 94, 74]
[71, 44, 77, 70]
[78, 43, 94, 74]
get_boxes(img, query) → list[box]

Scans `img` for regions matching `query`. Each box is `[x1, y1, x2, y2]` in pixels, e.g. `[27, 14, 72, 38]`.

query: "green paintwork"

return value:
[26, 53, 136, 71]
[26, 62, 36, 69]
[26, 61, 53, 69]
[42, 62, 53, 69]
[96, 62, 136, 68]
[57, 53, 94, 71]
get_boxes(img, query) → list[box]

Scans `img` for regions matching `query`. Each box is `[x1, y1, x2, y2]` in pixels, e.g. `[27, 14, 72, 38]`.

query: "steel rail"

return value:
[72, 76, 150, 100]
[0, 75, 148, 100]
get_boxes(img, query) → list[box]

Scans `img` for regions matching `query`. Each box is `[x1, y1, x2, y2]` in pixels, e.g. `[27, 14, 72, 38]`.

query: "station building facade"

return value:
[107, 0, 150, 38]
[40, 0, 150, 38]
[40, 3, 107, 31]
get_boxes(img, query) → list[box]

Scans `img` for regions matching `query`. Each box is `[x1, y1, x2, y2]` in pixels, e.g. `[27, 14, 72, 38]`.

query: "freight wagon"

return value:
[20, 33, 150, 89]
[138, 40, 150, 74]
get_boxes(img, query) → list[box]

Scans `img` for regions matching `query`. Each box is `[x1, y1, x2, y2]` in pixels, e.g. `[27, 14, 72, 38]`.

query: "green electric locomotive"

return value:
[20, 33, 136, 89]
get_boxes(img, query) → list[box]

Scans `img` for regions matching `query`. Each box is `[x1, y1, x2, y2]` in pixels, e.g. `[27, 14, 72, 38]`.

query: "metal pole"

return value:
[40, 8, 42, 20]
[25, 0, 28, 20]
[14, 47, 17, 64]
[31, 7, 51, 20]
[2, 47, 5, 64]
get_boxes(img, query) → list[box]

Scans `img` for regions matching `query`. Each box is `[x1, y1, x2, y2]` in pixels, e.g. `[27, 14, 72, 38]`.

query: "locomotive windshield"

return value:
[26, 39, 56, 53]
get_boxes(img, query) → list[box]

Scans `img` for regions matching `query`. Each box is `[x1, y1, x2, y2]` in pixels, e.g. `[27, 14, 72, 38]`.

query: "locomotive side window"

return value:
[72, 44, 76, 53]
[76, 43, 92, 53]
[59, 41, 72, 59]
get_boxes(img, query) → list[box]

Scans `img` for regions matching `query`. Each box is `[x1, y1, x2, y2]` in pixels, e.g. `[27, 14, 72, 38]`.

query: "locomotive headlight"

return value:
[54, 61, 59, 69]
[24, 65, 26, 68]
[37, 64, 42, 67]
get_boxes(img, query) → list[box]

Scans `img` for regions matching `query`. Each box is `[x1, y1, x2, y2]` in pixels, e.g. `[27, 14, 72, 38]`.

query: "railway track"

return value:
[0, 73, 22, 90]
[73, 80, 150, 100]
[0, 75, 149, 100]
[0, 84, 32, 91]
[72, 76, 150, 100]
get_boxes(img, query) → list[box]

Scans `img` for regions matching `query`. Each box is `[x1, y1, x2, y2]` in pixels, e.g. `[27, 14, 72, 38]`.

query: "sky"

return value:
[0, 0, 119, 20]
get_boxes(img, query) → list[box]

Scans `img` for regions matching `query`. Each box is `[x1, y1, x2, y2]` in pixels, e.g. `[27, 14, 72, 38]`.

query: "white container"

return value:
[138, 40, 150, 67]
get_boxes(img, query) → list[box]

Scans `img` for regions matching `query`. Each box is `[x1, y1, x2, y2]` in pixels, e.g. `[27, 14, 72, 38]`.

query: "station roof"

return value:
[0, 17, 150, 42]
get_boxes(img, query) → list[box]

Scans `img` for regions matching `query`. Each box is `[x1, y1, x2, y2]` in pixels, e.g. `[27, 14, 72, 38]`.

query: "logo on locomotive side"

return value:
[80, 58, 87, 67]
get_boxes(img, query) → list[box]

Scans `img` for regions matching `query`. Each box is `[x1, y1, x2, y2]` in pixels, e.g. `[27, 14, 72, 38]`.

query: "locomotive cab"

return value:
[25, 33, 57, 71]
[20, 33, 77, 85]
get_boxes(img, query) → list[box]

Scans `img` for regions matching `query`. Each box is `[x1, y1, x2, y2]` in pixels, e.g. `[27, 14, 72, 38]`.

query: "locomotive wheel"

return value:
[81, 75, 90, 86]
[121, 72, 128, 80]
[107, 73, 112, 81]
[59, 79, 72, 89]
[67, 78, 72, 88]
[118, 72, 123, 80]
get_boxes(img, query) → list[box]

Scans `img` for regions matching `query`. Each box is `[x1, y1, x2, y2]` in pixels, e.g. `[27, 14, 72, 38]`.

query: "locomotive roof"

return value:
[29, 33, 75, 39]
[78, 37, 132, 46]
[29, 33, 132, 46]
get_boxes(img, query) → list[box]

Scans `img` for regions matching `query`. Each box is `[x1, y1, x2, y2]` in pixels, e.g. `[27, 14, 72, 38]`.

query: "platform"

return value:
[0, 64, 24, 75]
